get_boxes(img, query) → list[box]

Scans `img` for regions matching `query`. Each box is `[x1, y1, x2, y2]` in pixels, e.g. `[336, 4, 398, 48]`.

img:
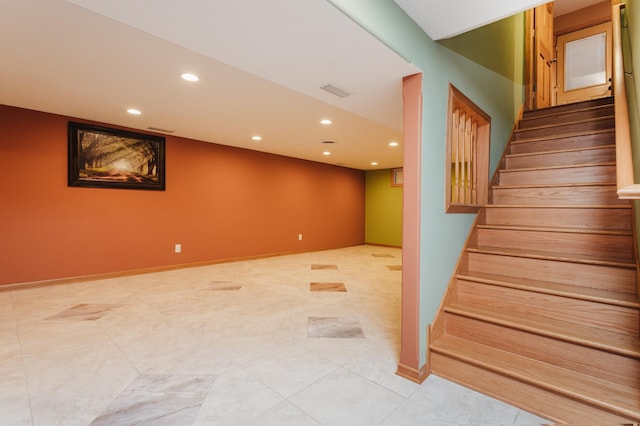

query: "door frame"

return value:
[524, 5, 556, 111]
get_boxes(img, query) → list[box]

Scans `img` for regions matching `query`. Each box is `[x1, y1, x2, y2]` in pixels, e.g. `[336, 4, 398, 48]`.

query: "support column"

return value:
[396, 73, 427, 383]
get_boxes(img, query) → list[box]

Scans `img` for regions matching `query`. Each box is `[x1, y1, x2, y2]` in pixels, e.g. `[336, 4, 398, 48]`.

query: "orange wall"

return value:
[0, 105, 365, 285]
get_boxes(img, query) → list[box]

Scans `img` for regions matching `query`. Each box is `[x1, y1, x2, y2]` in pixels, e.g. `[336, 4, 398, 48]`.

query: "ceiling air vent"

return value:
[320, 84, 352, 98]
[147, 126, 176, 134]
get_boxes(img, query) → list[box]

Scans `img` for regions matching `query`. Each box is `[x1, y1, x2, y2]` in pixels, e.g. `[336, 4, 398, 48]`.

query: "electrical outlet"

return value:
[298, 234, 303, 241]
[175, 243, 182, 253]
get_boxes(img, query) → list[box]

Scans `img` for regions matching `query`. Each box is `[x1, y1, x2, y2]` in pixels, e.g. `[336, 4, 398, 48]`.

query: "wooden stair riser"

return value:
[429, 352, 635, 423]
[491, 184, 626, 205]
[509, 130, 614, 154]
[498, 164, 615, 185]
[474, 228, 633, 261]
[522, 97, 613, 119]
[483, 206, 632, 230]
[513, 117, 614, 140]
[455, 279, 639, 335]
[443, 313, 640, 388]
[505, 146, 615, 169]
[518, 105, 615, 129]
[465, 251, 636, 293]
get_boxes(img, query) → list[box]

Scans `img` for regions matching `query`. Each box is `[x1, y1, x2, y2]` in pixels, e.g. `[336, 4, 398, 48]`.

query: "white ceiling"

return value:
[394, 0, 549, 40]
[0, 0, 594, 170]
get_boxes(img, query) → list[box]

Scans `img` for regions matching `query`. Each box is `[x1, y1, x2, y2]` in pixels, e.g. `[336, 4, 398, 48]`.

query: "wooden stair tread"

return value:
[510, 128, 614, 145]
[456, 270, 639, 307]
[444, 302, 640, 359]
[430, 334, 640, 419]
[513, 115, 614, 134]
[505, 144, 615, 159]
[486, 204, 631, 210]
[520, 103, 614, 123]
[524, 96, 613, 117]
[492, 181, 617, 190]
[500, 162, 615, 173]
[468, 246, 636, 267]
[520, 103, 614, 121]
[523, 97, 613, 117]
[477, 223, 631, 235]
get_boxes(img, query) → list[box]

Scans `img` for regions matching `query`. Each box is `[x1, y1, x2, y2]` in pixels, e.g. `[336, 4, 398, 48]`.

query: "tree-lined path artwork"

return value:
[68, 122, 165, 190]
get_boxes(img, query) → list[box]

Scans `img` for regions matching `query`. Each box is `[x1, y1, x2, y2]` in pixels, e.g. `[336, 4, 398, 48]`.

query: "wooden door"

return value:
[556, 21, 612, 104]
[534, 2, 554, 109]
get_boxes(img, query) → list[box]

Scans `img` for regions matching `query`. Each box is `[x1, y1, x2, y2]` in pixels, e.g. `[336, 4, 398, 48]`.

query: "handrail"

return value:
[613, 3, 640, 198]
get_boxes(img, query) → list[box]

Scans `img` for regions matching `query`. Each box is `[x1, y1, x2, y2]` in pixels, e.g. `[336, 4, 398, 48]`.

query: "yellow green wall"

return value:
[623, 0, 640, 179]
[619, 0, 640, 253]
[365, 169, 402, 246]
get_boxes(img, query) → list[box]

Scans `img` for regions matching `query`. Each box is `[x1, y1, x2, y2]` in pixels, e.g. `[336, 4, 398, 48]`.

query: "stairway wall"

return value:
[329, 0, 528, 369]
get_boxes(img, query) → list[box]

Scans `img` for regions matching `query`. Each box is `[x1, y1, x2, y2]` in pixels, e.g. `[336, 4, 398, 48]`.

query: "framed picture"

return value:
[68, 122, 165, 190]
[391, 167, 404, 187]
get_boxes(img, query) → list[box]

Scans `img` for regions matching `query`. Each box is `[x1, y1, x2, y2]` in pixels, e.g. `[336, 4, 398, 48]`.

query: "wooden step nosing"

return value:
[521, 103, 614, 121]
[443, 306, 640, 359]
[467, 247, 636, 269]
[505, 144, 615, 159]
[430, 341, 640, 418]
[519, 106, 615, 125]
[492, 182, 617, 190]
[523, 97, 612, 115]
[456, 274, 640, 309]
[486, 204, 631, 210]
[500, 162, 616, 173]
[476, 224, 632, 236]
[510, 128, 614, 145]
[514, 115, 614, 133]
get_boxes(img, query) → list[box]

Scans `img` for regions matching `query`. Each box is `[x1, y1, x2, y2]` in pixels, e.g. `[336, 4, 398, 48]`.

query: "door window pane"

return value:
[564, 32, 607, 91]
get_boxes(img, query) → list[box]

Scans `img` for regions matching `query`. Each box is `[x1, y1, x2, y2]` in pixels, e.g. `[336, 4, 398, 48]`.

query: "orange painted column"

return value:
[397, 73, 425, 382]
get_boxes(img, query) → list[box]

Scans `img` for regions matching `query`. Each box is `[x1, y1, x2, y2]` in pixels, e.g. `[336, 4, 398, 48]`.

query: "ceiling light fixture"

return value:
[127, 108, 141, 115]
[181, 73, 199, 82]
[251, 135, 262, 141]
[323, 151, 331, 156]
[370, 161, 378, 166]
[389, 141, 399, 147]
[320, 119, 332, 125]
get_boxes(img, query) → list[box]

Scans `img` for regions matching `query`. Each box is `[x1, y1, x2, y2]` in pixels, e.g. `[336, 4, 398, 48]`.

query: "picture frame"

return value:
[68, 121, 165, 190]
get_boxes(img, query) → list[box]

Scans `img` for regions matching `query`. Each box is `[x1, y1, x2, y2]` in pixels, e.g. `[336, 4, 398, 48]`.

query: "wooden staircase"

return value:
[429, 97, 640, 423]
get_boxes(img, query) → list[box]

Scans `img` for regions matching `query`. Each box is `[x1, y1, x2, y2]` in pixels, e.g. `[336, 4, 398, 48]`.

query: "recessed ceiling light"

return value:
[181, 73, 199, 82]
[370, 161, 378, 166]
[252, 135, 262, 141]
[389, 141, 399, 147]
[127, 108, 141, 115]
[323, 151, 331, 156]
[320, 119, 332, 125]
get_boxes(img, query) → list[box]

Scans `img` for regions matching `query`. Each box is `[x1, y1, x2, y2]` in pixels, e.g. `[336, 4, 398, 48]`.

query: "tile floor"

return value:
[0, 245, 550, 425]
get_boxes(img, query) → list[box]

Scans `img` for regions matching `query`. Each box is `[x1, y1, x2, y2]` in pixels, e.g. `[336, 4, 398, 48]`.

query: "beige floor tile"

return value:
[0, 245, 549, 425]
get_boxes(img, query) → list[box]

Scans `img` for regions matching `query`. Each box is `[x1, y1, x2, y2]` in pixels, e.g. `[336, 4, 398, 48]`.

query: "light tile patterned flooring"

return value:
[0, 245, 549, 425]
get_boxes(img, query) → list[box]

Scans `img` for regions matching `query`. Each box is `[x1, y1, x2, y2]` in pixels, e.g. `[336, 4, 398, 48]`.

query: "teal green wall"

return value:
[365, 169, 403, 246]
[330, 0, 525, 365]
